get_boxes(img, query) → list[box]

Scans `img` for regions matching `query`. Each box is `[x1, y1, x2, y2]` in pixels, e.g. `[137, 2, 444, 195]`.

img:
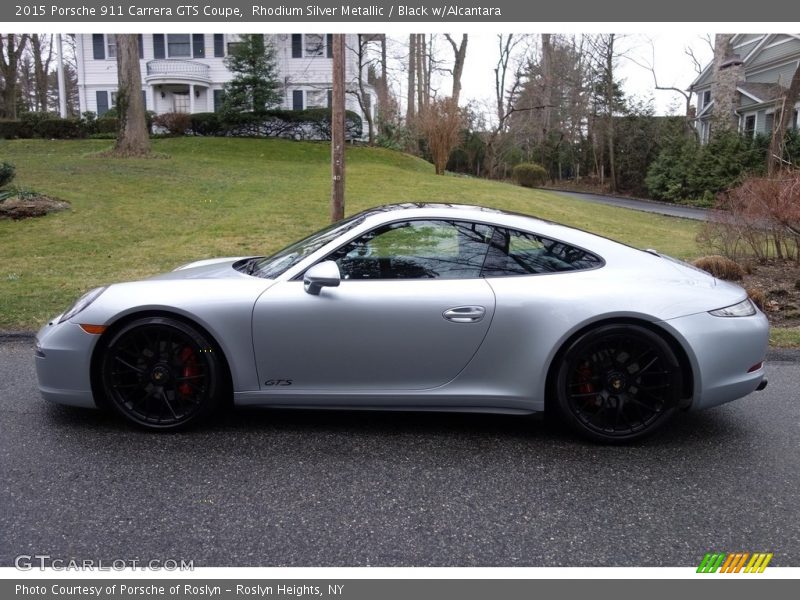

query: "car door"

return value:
[251, 219, 497, 392]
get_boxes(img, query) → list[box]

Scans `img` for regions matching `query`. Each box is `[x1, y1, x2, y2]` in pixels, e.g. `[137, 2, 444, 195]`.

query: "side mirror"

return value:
[304, 261, 341, 295]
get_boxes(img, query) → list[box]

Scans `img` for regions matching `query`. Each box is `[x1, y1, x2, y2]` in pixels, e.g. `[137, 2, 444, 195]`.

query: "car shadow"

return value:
[40, 399, 756, 450]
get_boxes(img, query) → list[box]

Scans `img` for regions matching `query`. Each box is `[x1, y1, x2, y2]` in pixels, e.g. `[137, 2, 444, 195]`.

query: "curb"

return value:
[0, 331, 35, 340]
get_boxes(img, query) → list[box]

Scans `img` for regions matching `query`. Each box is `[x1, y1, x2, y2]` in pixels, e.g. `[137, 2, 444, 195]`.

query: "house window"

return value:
[743, 114, 756, 137]
[292, 90, 304, 110]
[167, 34, 191, 58]
[107, 34, 117, 58]
[702, 90, 711, 108]
[306, 89, 327, 109]
[227, 42, 243, 55]
[304, 34, 325, 57]
[110, 92, 117, 106]
[765, 112, 775, 134]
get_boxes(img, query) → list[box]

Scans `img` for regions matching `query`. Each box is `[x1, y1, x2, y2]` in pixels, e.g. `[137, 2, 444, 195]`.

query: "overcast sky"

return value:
[385, 32, 715, 119]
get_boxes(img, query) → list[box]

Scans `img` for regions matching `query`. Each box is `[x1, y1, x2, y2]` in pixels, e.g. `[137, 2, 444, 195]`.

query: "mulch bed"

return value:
[0, 195, 70, 220]
[742, 259, 800, 327]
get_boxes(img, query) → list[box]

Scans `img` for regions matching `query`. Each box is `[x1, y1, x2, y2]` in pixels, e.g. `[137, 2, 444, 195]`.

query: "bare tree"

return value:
[588, 34, 623, 192]
[30, 34, 54, 112]
[417, 97, 464, 175]
[627, 37, 696, 131]
[484, 34, 531, 178]
[348, 34, 377, 145]
[768, 62, 800, 175]
[444, 34, 468, 104]
[112, 34, 150, 157]
[0, 34, 29, 119]
[407, 34, 416, 123]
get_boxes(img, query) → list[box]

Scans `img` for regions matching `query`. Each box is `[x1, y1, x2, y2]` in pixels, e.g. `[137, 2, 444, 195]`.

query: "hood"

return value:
[148, 257, 256, 281]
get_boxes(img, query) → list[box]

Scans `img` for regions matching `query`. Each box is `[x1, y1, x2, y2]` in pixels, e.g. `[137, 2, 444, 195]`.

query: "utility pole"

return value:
[330, 33, 345, 223]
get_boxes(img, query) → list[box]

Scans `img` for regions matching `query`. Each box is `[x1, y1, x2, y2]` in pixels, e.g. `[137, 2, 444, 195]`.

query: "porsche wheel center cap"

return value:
[607, 373, 626, 392]
[151, 365, 171, 384]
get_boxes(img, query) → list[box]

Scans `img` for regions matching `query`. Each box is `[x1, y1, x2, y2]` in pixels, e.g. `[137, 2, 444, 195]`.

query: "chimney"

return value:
[710, 34, 744, 134]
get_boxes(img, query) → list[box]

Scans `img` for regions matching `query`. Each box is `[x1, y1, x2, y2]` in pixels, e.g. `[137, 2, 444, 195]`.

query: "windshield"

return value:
[248, 214, 367, 279]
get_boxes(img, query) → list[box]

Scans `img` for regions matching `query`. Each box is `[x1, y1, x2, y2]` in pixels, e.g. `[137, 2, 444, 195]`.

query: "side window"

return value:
[329, 220, 493, 280]
[481, 227, 602, 277]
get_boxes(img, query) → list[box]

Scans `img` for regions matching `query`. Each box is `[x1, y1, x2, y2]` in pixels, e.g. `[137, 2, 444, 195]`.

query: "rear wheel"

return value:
[556, 325, 682, 443]
[100, 317, 222, 430]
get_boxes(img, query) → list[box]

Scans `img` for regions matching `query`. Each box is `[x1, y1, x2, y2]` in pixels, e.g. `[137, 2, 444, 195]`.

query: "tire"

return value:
[100, 316, 222, 430]
[555, 324, 682, 443]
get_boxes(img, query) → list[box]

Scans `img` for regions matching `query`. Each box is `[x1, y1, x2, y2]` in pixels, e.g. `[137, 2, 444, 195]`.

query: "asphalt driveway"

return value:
[1, 338, 798, 567]
[552, 190, 710, 221]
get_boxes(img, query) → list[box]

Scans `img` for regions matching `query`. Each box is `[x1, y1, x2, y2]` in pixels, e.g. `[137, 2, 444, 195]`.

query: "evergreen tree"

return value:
[222, 34, 281, 115]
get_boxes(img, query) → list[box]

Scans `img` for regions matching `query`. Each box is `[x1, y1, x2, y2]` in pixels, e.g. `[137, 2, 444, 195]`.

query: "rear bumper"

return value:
[660, 309, 769, 411]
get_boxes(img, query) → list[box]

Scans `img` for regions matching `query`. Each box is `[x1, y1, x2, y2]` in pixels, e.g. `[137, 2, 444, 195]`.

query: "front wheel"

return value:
[555, 325, 683, 443]
[100, 317, 223, 430]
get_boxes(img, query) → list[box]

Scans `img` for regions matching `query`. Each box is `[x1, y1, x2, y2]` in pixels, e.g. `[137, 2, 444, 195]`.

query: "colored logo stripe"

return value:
[697, 552, 773, 573]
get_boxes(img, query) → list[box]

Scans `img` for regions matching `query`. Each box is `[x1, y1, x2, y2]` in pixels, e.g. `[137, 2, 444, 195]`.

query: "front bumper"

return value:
[660, 309, 769, 410]
[35, 317, 99, 409]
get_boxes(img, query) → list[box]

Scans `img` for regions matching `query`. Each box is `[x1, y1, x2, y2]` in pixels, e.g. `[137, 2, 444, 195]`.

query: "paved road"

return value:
[552, 190, 710, 221]
[2, 339, 799, 567]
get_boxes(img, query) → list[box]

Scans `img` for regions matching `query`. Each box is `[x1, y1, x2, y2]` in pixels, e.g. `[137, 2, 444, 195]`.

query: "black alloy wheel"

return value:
[100, 317, 222, 430]
[556, 325, 682, 443]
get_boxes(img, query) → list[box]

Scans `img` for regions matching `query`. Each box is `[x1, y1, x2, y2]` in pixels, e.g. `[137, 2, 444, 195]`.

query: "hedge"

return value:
[0, 109, 364, 141]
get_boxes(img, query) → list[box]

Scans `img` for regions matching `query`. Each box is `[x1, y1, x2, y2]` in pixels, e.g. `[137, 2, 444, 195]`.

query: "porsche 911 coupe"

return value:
[35, 203, 769, 442]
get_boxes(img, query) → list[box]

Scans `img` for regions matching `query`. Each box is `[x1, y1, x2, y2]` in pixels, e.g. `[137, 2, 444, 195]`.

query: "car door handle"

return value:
[443, 306, 486, 323]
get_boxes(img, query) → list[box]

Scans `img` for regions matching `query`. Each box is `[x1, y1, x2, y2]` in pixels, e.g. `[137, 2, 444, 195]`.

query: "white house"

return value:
[74, 33, 374, 121]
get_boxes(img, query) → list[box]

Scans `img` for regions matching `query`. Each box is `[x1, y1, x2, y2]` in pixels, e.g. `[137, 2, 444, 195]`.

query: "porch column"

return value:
[149, 86, 157, 114]
[189, 84, 195, 113]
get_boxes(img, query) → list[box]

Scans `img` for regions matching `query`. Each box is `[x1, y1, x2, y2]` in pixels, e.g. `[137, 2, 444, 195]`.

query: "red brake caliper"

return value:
[178, 346, 198, 397]
[577, 362, 595, 396]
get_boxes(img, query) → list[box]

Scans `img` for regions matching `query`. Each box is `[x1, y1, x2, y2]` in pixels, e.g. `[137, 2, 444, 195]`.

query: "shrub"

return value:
[95, 117, 118, 134]
[512, 163, 549, 188]
[745, 286, 767, 311]
[691, 255, 745, 281]
[0, 161, 15, 188]
[37, 118, 85, 139]
[0, 120, 22, 139]
[153, 112, 192, 136]
[189, 112, 222, 136]
[698, 173, 800, 261]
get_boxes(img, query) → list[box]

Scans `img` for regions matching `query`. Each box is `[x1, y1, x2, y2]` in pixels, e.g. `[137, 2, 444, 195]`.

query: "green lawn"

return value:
[0, 137, 738, 333]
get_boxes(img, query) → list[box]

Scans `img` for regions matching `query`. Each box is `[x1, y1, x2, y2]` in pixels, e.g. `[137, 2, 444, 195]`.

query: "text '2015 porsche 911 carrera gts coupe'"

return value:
[35, 204, 769, 442]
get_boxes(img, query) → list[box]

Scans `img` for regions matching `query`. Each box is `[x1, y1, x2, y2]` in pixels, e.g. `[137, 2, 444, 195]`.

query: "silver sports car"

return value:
[35, 203, 769, 442]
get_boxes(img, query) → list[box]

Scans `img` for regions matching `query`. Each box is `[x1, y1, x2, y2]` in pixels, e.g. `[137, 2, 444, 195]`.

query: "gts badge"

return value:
[265, 379, 293, 387]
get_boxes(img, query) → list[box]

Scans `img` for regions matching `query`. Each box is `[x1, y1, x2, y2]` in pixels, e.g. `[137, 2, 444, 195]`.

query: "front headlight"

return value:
[709, 298, 757, 317]
[58, 287, 107, 323]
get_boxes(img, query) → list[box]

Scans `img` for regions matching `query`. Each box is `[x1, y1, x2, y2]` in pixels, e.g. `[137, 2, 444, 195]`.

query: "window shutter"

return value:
[142, 90, 147, 110]
[292, 90, 304, 111]
[153, 34, 165, 59]
[92, 34, 105, 60]
[192, 33, 205, 58]
[96, 91, 109, 116]
[213, 34, 224, 57]
[137, 34, 143, 59]
[327, 34, 333, 58]
[291, 34, 302, 58]
[327, 90, 332, 108]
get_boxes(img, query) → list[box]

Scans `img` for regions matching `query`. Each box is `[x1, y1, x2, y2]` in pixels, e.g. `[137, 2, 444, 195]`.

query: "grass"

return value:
[1, 137, 793, 348]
